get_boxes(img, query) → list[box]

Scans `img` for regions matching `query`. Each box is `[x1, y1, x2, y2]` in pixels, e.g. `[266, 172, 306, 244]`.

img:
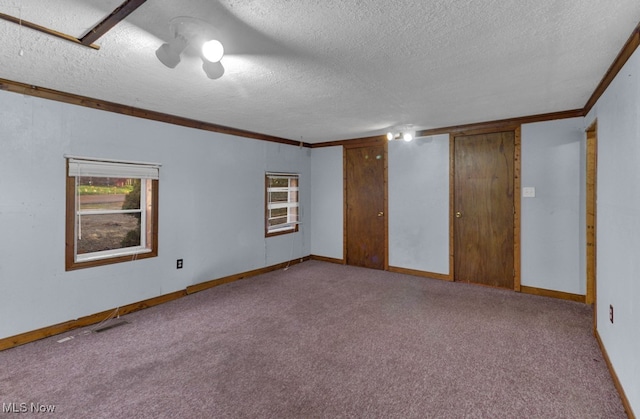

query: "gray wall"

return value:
[0, 90, 310, 340]
[388, 134, 449, 274]
[310, 146, 343, 260]
[585, 47, 640, 412]
[520, 118, 586, 294]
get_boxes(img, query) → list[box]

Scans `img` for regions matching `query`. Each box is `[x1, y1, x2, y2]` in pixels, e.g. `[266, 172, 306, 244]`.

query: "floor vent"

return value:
[93, 320, 129, 333]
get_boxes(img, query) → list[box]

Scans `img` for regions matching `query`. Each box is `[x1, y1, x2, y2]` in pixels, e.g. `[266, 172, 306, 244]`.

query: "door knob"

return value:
[377, 211, 384, 217]
[455, 211, 462, 218]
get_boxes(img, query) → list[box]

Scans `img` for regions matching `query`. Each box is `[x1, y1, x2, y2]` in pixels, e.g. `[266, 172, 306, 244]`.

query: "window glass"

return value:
[66, 159, 158, 270]
[266, 173, 299, 236]
[76, 177, 143, 255]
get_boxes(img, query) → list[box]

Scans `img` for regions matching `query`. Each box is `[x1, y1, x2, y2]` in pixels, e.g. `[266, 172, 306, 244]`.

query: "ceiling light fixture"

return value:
[156, 17, 225, 80]
[386, 126, 416, 142]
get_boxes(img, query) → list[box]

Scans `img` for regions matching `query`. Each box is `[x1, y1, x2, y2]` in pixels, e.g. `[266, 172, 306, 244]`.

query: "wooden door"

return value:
[345, 144, 386, 270]
[454, 131, 515, 288]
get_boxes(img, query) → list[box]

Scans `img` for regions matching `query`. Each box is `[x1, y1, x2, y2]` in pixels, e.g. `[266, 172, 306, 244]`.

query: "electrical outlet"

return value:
[176, 259, 183, 269]
[609, 304, 614, 324]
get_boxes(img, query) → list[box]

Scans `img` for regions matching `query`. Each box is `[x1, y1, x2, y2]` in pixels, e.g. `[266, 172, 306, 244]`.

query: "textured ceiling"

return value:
[1, 1, 639, 143]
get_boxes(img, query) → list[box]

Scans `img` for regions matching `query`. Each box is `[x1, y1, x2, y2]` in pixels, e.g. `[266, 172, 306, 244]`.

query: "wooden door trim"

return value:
[449, 138, 455, 281]
[342, 137, 386, 149]
[513, 126, 522, 291]
[586, 121, 597, 331]
[342, 147, 347, 264]
[586, 121, 597, 305]
[449, 126, 521, 291]
[343, 140, 389, 269]
[383, 141, 389, 270]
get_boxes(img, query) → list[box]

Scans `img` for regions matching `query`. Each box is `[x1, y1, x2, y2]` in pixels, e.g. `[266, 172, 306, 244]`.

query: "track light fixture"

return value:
[156, 17, 225, 80]
[386, 126, 416, 142]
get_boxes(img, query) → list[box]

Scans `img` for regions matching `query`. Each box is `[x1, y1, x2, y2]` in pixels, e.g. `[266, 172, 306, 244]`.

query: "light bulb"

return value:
[202, 39, 224, 63]
[402, 132, 413, 142]
[386, 132, 394, 141]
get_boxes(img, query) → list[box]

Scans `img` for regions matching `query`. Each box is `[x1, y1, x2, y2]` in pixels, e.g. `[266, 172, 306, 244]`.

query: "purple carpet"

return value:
[0, 261, 625, 418]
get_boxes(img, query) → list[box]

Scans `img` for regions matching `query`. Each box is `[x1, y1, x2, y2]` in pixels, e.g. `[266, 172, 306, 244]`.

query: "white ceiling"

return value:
[1, 1, 639, 143]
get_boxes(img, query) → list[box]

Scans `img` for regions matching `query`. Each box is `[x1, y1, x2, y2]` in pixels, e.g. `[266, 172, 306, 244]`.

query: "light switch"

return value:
[523, 187, 536, 198]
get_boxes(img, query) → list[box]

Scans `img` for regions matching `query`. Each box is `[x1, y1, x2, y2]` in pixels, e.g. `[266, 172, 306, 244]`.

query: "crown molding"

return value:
[0, 78, 311, 148]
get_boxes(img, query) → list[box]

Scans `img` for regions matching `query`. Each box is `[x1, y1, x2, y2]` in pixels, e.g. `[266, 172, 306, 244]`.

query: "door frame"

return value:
[449, 126, 521, 290]
[343, 138, 389, 270]
[586, 121, 597, 329]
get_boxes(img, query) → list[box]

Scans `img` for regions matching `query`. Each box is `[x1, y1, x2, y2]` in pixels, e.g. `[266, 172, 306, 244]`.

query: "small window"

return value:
[265, 173, 299, 237]
[65, 157, 159, 270]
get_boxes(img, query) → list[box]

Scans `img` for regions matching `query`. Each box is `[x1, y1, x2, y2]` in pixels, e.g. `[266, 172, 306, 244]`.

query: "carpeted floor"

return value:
[0, 261, 625, 418]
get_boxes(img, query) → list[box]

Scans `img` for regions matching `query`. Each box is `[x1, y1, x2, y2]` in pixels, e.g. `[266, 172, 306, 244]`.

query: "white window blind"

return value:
[266, 172, 299, 231]
[68, 157, 160, 179]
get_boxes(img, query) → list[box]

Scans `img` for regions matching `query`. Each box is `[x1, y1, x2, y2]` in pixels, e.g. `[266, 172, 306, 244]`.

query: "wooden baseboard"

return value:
[186, 256, 311, 294]
[520, 285, 586, 303]
[310, 255, 344, 264]
[0, 256, 311, 352]
[388, 265, 452, 281]
[0, 290, 187, 352]
[595, 330, 636, 419]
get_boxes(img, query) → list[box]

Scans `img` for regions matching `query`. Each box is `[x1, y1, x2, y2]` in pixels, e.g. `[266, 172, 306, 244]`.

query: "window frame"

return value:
[265, 172, 300, 237]
[65, 158, 159, 271]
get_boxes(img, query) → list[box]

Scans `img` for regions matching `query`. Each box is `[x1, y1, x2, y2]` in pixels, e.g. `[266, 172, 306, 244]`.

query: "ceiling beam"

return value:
[0, 12, 100, 50]
[80, 0, 147, 46]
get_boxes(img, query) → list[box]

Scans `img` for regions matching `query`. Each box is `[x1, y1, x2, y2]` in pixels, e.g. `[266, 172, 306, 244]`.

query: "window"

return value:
[265, 173, 299, 237]
[65, 157, 159, 270]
